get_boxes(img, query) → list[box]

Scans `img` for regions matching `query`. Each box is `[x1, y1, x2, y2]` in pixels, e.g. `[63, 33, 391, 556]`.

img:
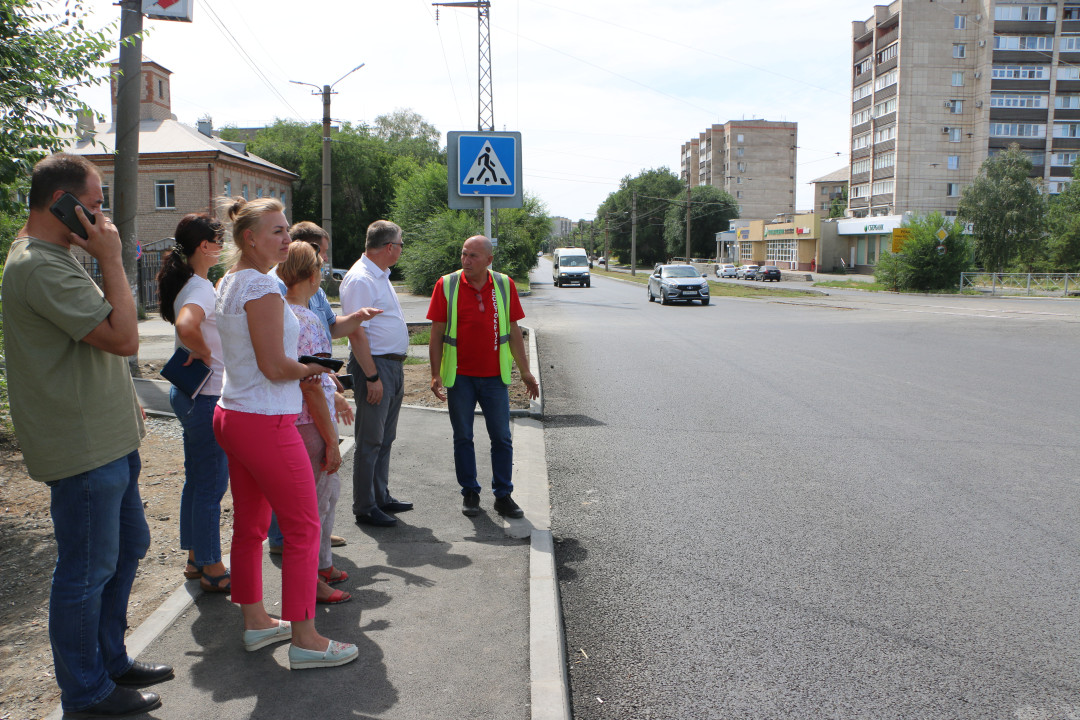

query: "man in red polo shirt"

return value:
[428, 235, 539, 518]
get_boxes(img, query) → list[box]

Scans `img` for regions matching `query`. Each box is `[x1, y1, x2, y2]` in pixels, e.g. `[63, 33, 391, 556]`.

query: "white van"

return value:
[552, 247, 591, 288]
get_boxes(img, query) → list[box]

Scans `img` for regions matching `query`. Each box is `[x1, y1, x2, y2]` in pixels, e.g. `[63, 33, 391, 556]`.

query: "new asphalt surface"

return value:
[47, 289, 569, 720]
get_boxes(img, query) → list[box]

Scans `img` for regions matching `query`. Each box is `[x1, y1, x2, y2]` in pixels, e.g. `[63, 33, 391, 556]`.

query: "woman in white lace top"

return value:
[213, 197, 374, 669]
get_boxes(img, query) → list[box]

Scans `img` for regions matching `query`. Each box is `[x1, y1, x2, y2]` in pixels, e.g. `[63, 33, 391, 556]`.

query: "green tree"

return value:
[0, 0, 116, 255]
[373, 109, 444, 165]
[828, 187, 848, 218]
[957, 144, 1047, 272]
[596, 167, 683, 267]
[662, 185, 739, 259]
[1045, 158, 1080, 272]
[874, 212, 974, 291]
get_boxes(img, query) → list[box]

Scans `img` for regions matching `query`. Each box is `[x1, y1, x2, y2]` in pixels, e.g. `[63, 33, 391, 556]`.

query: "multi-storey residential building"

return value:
[679, 120, 798, 220]
[811, 168, 850, 214]
[850, 0, 1080, 218]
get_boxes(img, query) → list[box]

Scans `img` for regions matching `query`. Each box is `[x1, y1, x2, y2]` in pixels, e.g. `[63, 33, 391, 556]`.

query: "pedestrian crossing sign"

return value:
[456, 134, 517, 197]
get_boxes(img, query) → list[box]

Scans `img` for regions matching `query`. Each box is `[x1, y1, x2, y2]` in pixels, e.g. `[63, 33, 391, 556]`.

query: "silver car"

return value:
[647, 264, 710, 306]
[736, 264, 759, 279]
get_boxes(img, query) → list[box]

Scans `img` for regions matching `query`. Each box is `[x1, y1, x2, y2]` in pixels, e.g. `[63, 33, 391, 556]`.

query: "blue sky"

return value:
[74, 0, 877, 222]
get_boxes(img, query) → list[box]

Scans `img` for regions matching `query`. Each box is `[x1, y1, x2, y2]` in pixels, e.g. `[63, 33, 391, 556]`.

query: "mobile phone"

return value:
[336, 374, 354, 391]
[49, 192, 96, 240]
[299, 355, 344, 372]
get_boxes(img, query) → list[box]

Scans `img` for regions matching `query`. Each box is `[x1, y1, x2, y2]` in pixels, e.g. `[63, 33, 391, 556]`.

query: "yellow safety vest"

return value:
[439, 269, 513, 387]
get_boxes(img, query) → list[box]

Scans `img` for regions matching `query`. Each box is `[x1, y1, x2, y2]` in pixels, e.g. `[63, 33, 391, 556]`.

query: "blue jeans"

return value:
[446, 375, 513, 498]
[48, 450, 150, 711]
[170, 389, 229, 566]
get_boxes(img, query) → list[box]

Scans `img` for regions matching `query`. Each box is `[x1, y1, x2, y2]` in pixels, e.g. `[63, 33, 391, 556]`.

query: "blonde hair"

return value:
[218, 196, 285, 269]
[279, 241, 321, 288]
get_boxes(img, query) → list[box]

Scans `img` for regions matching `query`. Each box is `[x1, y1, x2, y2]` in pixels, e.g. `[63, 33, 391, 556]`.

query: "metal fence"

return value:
[960, 272, 1080, 297]
[78, 253, 165, 312]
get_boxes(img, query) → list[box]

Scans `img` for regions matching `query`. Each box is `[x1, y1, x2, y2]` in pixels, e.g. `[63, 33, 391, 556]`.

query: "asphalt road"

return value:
[526, 259, 1080, 719]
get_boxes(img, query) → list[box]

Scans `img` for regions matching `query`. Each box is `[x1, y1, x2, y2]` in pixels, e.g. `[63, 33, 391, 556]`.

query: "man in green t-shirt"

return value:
[2, 154, 171, 717]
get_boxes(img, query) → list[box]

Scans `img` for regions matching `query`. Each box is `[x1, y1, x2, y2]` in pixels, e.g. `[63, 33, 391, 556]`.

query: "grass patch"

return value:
[409, 328, 430, 345]
[814, 279, 887, 291]
[404, 356, 427, 365]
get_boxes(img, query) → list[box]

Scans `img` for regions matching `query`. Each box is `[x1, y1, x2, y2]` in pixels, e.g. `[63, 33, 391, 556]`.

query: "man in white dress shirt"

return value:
[339, 220, 412, 527]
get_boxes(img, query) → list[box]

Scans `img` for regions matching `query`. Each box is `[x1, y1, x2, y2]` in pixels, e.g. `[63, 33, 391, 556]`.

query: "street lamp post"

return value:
[290, 63, 365, 267]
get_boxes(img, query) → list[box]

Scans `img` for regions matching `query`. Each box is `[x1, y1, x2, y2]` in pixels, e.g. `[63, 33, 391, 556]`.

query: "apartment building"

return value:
[679, 119, 797, 220]
[811, 167, 850, 214]
[850, 0, 1080, 218]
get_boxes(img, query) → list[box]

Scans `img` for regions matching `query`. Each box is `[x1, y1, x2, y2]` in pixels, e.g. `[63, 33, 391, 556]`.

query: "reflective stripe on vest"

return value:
[439, 269, 513, 387]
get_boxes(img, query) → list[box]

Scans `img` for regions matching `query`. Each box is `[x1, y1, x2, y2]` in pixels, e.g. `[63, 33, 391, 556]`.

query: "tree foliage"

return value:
[662, 184, 739, 259]
[1045, 158, 1080, 272]
[874, 212, 973, 291]
[373, 109, 444, 165]
[828, 187, 848, 219]
[0, 0, 116, 252]
[957, 144, 1047, 273]
[596, 168, 683, 267]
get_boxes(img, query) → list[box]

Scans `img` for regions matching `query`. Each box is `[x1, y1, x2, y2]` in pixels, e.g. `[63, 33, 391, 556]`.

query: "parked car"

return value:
[647, 264, 710, 305]
[755, 265, 782, 282]
[716, 263, 737, 278]
[331, 267, 348, 281]
[736, 264, 759, 279]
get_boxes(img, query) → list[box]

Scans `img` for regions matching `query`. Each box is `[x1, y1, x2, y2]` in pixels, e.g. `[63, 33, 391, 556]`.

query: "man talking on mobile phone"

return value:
[1, 153, 170, 717]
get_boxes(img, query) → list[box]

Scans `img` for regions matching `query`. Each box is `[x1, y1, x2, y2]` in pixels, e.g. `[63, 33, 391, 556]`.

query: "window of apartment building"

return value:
[948, 155, 960, 170]
[994, 64, 1049, 79]
[991, 92, 1048, 107]
[270, 189, 277, 199]
[154, 180, 175, 209]
[737, 162, 746, 172]
[992, 122, 1047, 137]
[852, 108, 872, 126]
[224, 180, 231, 196]
[874, 98, 897, 117]
[736, 190, 743, 199]
[736, 177, 743, 184]
[1053, 151, 1079, 165]
[950, 99, 964, 114]
[1048, 179, 1072, 193]
[821, 186, 830, 196]
[1056, 94, 1080, 108]
[874, 69, 898, 90]
[874, 151, 895, 169]
[736, 134, 744, 143]
[736, 147, 744, 157]
[1066, 5, 1080, 19]
[852, 157, 872, 174]
[955, 14, 967, 29]
[855, 58, 872, 76]
[242, 184, 249, 200]
[256, 186, 263, 198]
[877, 43, 898, 64]
[872, 179, 894, 195]
[1058, 65, 1080, 79]
[853, 82, 872, 102]
[853, 133, 871, 151]
[157, 80, 164, 98]
[851, 183, 870, 199]
[946, 182, 961, 197]
[949, 127, 963, 142]
[953, 44, 967, 59]
[280, 191, 287, 208]
[994, 5, 1056, 21]
[993, 35, 1054, 51]
[1061, 35, 1080, 51]
[874, 125, 897, 144]
[100, 184, 111, 211]
[952, 71, 964, 86]
[1054, 121, 1080, 137]
[945, 210, 959, 217]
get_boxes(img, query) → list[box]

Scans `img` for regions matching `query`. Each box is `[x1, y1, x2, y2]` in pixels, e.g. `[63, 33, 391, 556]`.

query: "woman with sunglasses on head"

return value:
[156, 213, 231, 593]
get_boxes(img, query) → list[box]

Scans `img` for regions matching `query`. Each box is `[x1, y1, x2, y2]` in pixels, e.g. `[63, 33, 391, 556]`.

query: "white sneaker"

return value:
[242, 620, 291, 651]
[288, 640, 359, 670]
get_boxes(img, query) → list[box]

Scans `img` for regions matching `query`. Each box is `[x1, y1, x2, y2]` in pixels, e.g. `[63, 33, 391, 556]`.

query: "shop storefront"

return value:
[835, 214, 908, 273]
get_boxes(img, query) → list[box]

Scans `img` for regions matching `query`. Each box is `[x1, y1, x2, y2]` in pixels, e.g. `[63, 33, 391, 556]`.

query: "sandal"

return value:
[316, 588, 351, 605]
[200, 570, 231, 594]
[317, 567, 349, 585]
[184, 562, 203, 580]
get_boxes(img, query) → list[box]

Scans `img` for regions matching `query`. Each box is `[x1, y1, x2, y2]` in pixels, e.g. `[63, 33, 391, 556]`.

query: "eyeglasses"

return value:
[385, 241, 403, 249]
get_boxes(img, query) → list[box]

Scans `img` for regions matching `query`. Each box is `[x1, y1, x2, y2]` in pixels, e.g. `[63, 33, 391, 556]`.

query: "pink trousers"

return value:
[213, 407, 318, 621]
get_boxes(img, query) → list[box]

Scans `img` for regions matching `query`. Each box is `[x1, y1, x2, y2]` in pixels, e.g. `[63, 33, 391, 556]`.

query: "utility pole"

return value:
[631, 191, 638, 276]
[685, 183, 692, 263]
[290, 63, 365, 268]
[115, 0, 142, 369]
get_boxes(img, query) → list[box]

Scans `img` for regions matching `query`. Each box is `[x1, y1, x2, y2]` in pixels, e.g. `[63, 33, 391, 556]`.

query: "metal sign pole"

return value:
[484, 196, 492, 239]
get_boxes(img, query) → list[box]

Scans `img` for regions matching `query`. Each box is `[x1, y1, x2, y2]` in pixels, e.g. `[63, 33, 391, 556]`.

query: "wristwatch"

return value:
[365, 372, 379, 383]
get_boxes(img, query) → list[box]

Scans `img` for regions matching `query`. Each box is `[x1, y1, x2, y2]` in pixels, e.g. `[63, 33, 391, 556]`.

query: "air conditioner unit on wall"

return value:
[975, 99, 983, 108]
[944, 100, 953, 108]
[943, 126, 952, 133]
[978, 40, 986, 47]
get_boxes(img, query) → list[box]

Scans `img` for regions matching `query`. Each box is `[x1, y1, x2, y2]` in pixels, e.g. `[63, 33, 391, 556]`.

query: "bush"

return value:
[874, 213, 974, 291]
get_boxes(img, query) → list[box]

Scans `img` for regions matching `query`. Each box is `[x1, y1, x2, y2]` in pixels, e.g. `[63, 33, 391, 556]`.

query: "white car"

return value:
[716, 263, 737, 278]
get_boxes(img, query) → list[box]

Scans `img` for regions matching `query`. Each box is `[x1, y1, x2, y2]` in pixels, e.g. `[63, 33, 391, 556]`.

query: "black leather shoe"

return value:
[111, 660, 174, 687]
[355, 507, 397, 527]
[462, 491, 481, 517]
[381, 499, 413, 513]
[66, 686, 161, 717]
[493, 494, 524, 519]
